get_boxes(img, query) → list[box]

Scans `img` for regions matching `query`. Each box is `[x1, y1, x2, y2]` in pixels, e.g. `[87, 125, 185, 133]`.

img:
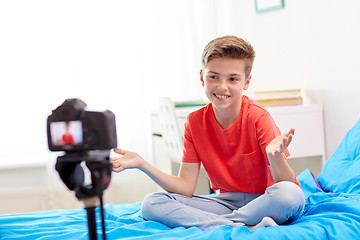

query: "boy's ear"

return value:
[243, 74, 251, 90]
[200, 69, 205, 86]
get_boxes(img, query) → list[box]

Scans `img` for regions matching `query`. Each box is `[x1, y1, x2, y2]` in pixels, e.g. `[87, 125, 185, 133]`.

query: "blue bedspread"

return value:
[1, 169, 360, 240]
[2, 120, 360, 239]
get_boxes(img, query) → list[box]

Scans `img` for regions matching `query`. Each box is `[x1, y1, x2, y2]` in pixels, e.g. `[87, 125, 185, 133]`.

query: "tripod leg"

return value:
[85, 206, 98, 240]
[99, 196, 106, 240]
[83, 197, 100, 240]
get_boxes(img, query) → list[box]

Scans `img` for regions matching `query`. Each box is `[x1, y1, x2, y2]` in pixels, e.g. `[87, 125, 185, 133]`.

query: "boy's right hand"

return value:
[110, 148, 145, 172]
[266, 128, 295, 157]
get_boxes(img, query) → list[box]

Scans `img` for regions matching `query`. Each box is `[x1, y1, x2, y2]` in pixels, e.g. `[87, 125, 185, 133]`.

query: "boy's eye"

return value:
[208, 75, 218, 80]
[229, 77, 238, 82]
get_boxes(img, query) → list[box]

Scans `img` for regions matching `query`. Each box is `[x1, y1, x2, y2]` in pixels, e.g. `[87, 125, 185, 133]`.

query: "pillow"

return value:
[316, 120, 360, 194]
[297, 168, 323, 198]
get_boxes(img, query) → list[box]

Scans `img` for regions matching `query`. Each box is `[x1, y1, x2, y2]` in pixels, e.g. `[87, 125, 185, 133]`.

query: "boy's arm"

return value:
[110, 148, 200, 197]
[266, 129, 296, 183]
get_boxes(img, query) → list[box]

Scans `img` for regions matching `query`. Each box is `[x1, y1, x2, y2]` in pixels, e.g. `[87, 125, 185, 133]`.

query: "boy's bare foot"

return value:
[248, 216, 278, 231]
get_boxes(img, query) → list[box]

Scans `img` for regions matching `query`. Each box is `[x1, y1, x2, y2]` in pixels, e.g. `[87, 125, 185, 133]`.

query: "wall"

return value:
[0, 164, 156, 214]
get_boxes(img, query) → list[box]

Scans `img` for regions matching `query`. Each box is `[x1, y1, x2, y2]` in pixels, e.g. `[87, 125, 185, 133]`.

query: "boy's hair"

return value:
[201, 36, 255, 78]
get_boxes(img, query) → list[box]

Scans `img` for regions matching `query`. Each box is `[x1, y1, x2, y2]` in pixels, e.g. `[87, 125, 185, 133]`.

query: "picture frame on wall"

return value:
[255, 0, 285, 13]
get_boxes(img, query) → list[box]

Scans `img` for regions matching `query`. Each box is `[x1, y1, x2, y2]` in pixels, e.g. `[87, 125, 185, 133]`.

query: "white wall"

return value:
[1, 0, 360, 211]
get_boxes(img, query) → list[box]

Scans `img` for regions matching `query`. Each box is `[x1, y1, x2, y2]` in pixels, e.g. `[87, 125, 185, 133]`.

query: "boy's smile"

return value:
[213, 93, 230, 100]
[200, 57, 251, 120]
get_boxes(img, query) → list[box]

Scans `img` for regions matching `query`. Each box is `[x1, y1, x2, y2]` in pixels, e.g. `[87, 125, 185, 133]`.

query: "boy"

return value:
[110, 36, 305, 230]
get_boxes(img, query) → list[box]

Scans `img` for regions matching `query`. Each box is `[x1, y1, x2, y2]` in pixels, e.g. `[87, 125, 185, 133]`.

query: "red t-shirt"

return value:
[182, 95, 294, 194]
[62, 133, 75, 145]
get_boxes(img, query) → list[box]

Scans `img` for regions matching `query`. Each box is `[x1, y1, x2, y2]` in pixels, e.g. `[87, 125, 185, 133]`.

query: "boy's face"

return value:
[200, 57, 251, 112]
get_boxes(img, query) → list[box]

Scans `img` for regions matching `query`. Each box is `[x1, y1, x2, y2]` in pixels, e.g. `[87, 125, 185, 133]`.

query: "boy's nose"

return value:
[217, 79, 228, 90]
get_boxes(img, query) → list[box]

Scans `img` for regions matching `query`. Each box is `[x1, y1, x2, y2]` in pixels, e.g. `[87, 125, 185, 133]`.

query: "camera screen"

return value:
[50, 120, 83, 146]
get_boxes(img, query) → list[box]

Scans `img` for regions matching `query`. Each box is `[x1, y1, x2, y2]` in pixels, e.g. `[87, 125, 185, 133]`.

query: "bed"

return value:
[1, 120, 360, 240]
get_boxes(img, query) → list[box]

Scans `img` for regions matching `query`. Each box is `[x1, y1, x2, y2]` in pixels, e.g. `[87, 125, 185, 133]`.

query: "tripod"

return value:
[55, 151, 112, 240]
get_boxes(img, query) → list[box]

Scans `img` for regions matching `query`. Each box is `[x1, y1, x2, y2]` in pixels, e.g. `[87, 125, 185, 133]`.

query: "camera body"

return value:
[47, 98, 117, 152]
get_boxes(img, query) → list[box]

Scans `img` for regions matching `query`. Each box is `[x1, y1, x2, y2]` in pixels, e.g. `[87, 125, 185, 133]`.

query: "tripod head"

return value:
[55, 150, 112, 200]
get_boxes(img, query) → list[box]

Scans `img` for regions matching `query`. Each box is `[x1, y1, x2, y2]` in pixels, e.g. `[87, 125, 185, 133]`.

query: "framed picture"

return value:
[255, 0, 285, 13]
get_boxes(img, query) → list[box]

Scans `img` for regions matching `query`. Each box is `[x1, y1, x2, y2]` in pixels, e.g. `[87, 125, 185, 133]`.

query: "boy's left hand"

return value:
[266, 128, 295, 157]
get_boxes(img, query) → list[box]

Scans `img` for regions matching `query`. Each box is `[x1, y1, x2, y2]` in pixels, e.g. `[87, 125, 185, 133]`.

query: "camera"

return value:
[47, 98, 117, 240]
[47, 98, 117, 192]
[47, 98, 117, 152]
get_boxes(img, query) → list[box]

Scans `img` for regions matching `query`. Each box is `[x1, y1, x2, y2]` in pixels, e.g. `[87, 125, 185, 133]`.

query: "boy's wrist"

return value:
[267, 152, 285, 164]
[138, 157, 149, 171]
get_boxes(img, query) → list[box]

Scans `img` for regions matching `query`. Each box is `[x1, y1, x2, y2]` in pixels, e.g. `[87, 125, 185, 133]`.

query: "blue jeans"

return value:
[141, 181, 305, 230]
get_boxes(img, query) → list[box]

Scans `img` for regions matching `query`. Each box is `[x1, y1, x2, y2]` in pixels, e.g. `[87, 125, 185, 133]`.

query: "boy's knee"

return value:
[141, 192, 170, 221]
[267, 181, 305, 221]
[269, 181, 304, 203]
